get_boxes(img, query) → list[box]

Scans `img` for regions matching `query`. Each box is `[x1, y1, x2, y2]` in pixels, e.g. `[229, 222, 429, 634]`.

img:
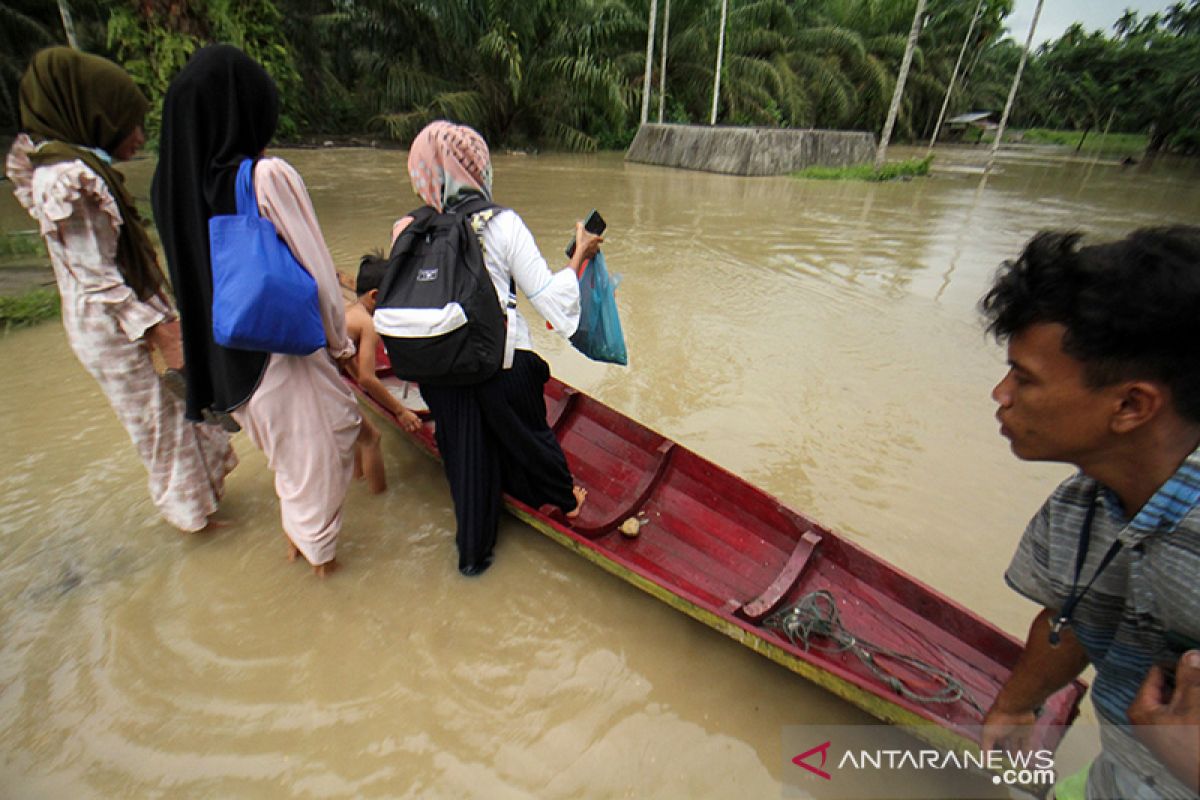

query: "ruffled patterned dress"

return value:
[6, 134, 237, 531]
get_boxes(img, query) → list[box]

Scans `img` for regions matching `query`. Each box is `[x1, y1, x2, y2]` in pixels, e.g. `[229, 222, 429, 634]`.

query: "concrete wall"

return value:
[624, 123, 876, 176]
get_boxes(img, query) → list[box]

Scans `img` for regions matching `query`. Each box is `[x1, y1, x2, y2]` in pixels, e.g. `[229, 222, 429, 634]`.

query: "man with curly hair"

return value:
[979, 227, 1200, 799]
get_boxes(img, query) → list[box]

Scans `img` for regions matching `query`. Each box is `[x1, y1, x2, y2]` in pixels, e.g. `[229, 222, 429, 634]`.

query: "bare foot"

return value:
[284, 533, 299, 563]
[313, 558, 338, 577]
[566, 486, 587, 519]
[189, 517, 232, 534]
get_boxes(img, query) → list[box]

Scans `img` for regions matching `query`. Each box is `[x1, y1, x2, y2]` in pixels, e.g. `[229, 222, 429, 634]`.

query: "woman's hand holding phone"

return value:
[566, 209, 607, 259]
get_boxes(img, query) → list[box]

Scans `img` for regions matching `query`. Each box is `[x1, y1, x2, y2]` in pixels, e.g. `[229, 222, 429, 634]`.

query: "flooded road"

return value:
[2, 144, 1198, 797]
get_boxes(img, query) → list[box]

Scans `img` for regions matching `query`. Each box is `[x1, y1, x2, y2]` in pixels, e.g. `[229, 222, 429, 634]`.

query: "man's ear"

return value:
[366, 288, 378, 304]
[1111, 381, 1166, 434]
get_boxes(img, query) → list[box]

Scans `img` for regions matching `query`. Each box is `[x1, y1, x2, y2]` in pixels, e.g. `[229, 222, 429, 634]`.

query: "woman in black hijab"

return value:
[6, 47, 236, 532]
[152, 45, 364, 576]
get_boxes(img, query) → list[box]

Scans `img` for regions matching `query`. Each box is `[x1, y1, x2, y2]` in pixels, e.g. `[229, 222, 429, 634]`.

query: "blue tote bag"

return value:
[209, 159, 326, 355]
[569, 250, 627, 366]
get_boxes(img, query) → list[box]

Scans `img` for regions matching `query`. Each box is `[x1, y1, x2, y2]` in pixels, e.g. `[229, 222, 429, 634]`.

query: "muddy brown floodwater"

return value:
[1, 144, 1197, 797]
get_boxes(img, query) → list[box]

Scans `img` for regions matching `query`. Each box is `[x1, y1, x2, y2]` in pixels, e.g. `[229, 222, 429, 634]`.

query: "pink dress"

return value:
[230, 158, 362, 566]
[6, 134, 237, 531]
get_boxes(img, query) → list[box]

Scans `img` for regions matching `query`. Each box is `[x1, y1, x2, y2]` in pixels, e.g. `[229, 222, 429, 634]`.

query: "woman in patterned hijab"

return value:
[406, 120, 493, 212]
[387, 120, 601, 577]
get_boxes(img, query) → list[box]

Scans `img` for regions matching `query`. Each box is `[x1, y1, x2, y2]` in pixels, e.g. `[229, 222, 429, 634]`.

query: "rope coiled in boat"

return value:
[763, 590, 986, 716]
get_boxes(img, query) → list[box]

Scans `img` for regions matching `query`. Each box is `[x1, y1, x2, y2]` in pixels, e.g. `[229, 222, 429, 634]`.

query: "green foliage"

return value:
[106, 0, 305, 143]
[105, 8, 194, 143]
[331, 0, 636, 151]
[792, 155, 933, 181]
[1006, 1, 1200, 155]
[0, 286, 59, 329]
[0, 230, 45, 257]
[7, 0, 1195, 157]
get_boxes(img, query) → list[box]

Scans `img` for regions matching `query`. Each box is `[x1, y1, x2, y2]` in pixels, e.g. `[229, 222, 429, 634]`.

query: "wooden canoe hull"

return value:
[344, 357, 1085, 756]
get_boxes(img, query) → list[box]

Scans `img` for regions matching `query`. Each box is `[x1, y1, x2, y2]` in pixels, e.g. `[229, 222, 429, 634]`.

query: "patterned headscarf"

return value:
[407, 121, 492, 212]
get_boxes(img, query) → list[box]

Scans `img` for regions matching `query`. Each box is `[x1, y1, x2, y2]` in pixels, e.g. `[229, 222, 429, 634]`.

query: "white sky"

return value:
[1006, 0, 1182, 45]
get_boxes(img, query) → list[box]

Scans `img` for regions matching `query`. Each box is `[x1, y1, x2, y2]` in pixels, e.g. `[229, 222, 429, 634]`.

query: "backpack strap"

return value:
[467, 206, 518, 370]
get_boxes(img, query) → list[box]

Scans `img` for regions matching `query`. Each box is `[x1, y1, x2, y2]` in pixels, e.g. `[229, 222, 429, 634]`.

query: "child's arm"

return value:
[353, 322, 422, 433]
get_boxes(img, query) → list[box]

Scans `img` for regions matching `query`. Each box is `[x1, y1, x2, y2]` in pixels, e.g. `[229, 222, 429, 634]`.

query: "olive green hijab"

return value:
[19, 47, 165, 301]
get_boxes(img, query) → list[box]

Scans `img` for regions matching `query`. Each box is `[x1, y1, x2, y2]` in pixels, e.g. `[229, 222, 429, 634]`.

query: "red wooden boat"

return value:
[342, 335, 1086, 758]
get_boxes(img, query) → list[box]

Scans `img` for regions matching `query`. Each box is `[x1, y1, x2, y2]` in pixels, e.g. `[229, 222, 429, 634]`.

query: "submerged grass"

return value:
[0, 287, 60, 330]
[1018, 128, 1146, 155]
[964, 127, 1148, 155]
[792, 156, 933, 182]
[0, 231, 46, 258]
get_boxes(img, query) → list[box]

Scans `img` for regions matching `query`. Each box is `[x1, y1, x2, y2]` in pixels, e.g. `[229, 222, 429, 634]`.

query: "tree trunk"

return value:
[1101, 108, 1116, 142]
[710, 0, 729, 126]
[58, 0, 78, 48]
[986, 0, 1045, 173]
[657, 0, 671, 123]
[927, 0, 984, 155]
[1147, 125, 1166, 154]
[1076, 125, 1091, 152]
[641, 0, 658, 126]
[875, 0, 927, 170]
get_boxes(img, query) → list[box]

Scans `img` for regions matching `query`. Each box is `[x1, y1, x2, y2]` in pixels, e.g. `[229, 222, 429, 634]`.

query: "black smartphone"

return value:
[565, 209, 607, 259]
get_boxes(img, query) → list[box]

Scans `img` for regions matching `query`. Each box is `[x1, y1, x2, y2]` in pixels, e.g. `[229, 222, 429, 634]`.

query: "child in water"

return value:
[344, 255, 423, 492]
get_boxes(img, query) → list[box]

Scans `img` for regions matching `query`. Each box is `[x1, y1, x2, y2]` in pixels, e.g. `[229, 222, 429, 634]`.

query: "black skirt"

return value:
[421, 350, 576, 575]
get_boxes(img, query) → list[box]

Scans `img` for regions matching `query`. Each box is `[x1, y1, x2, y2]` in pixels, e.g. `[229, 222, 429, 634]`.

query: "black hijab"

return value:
[151, 45, 279, 420]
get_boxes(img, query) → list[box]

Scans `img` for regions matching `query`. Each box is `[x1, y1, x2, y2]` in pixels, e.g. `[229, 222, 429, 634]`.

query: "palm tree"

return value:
[657, 0, 671, 122]
[56, 0, 77, 47]
[926, 0, 983, 152]
[641, 0, 657, 124]
[987, 0, 1043, 171]
[875, 0, 927, 169]
[710, 0, 729, 123]
[345, 0, 635, 151]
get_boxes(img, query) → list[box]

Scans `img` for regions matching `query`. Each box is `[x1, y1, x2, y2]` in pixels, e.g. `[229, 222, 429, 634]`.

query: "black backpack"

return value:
[373, 196, 512, 386]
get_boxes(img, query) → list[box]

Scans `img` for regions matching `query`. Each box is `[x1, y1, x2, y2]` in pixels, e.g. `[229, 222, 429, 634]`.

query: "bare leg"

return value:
[566, 485, 587, 519]
[283, 532, 300, 562]
[356, 417, 387, 494]
[352, 438, 364, 481]
[283, 533, 337, 577]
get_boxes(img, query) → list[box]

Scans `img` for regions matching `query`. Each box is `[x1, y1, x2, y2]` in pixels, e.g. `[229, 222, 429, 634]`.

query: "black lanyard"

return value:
[1048, 490, 1124, 647]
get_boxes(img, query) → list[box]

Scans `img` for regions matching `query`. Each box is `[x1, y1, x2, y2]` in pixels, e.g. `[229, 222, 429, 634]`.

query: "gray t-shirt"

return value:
[1005, 448, 1200, 800]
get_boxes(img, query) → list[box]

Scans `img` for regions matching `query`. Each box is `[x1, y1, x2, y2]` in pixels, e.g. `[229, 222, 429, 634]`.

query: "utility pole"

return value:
[875, 0, 927, 170]
[927, 0, 984, 155]
[657, 0, 671, 123]
[641, 0, 659, 126]
[987, 0, 1044, 173]
[710, 0, 728, 125]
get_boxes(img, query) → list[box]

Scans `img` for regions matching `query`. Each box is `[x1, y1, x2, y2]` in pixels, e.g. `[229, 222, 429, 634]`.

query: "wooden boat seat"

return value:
[738, 530, 823, 622]
[547, 385, 579, 431]
[570, 440, 676, 539]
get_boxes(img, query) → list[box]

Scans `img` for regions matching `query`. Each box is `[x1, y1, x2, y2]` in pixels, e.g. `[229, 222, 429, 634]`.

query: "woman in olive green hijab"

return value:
[6, 47, 237, 532]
